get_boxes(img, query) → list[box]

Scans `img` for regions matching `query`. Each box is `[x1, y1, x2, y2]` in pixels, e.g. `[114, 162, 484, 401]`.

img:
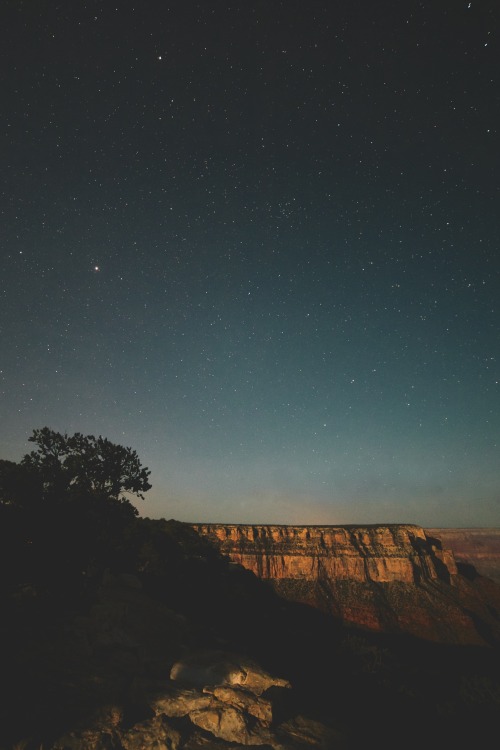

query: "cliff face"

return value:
[192, 523, 500, 645]
[192, 523, 456, 584]
[428, 528, 500, 584]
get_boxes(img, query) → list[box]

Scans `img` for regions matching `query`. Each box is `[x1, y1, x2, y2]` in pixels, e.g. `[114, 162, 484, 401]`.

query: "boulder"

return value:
[170, 650, 291, 695]
[207, 685, 273, 723]
[151, 686, 215, 717]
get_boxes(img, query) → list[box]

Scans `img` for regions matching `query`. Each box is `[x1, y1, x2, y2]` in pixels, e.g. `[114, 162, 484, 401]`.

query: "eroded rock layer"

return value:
[192, 523, 500, 645]
[428, 528, 500, 584]
[192, 523, 456, 584]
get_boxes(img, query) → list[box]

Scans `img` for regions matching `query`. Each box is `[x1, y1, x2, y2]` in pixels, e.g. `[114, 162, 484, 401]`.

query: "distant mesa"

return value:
[191, 523, 500, 646]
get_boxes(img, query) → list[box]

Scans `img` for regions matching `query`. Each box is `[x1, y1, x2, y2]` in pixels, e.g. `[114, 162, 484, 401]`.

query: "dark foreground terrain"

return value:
[2, 518, 500, 750]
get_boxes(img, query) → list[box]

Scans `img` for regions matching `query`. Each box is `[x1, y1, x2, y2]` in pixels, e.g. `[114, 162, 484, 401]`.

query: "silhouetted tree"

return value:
[0, 429, 152, 593]
[0, 458, 43, 508]
[20, 427, 151, 508]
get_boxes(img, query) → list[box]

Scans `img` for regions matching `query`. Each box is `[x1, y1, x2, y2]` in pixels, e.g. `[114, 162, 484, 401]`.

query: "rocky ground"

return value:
[1, 567, 347, 750]
[2, 521, 500, 750]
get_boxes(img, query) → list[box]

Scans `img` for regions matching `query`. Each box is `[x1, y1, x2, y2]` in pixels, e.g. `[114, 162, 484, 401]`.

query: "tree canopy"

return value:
[19, 427, 152, 504]
[0, 428, 153, 592]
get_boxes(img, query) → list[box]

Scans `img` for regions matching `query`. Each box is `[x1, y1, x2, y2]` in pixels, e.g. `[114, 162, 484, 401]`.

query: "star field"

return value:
[1, 1, 499, 526]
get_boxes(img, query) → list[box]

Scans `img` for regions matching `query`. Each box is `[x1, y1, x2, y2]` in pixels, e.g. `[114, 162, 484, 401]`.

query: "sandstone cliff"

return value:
[192, 523, 457, 584]
[192, 523, 500, 645]
[427, 528, 500, 584]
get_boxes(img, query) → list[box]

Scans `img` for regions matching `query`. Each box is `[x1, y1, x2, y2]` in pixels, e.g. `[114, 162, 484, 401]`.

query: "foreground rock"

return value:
[170, 650, 291, 694]
[53, 649, 338, 750]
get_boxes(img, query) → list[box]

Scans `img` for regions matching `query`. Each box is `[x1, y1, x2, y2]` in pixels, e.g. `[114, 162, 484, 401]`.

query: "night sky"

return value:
[2, 1, 499, 527]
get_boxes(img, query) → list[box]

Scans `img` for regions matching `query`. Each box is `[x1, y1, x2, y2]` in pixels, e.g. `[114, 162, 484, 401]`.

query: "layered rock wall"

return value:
[428, 528, 500, 584]
[192, 523, 500, 645]
[192, 523, 457, 585]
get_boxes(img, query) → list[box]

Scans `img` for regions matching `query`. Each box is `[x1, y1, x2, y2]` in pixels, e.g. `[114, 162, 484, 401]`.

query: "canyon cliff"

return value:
[428, 528, 500, 584]
[192, 523, 500, 646]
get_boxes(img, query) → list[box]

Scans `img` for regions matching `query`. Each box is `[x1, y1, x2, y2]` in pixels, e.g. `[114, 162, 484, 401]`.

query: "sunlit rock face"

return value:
[428, 528, 500, 584]
[192, 523, 457, 585]
[192, 523, 500, 645]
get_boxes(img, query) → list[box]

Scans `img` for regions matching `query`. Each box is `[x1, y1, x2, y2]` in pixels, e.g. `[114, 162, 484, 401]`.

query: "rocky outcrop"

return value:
[53, 648, 337, 749]
[192, 523, 500, 645]
[428, 528, 500, 584]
